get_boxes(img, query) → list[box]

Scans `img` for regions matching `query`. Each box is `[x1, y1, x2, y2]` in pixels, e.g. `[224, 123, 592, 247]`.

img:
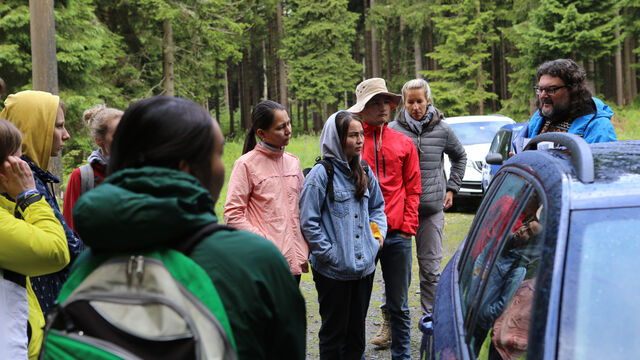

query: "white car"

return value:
[443, 115, 515, 199]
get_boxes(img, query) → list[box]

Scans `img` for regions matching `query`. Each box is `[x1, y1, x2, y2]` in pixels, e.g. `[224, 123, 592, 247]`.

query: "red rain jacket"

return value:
[361, 121, 421, 235]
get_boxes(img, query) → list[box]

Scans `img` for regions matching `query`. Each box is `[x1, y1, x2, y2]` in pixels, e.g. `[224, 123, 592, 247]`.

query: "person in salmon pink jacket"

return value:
[224, 100, 309, 283]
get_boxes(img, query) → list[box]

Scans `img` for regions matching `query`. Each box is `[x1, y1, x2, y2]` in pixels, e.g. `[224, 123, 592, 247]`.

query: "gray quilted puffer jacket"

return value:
[389, 108, 466, 215]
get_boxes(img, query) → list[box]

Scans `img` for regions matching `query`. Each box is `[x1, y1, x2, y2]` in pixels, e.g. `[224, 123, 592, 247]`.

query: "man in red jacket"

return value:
[348, 78, 421, 359]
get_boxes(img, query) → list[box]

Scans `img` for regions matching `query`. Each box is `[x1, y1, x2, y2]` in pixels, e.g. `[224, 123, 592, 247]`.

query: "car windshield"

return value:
[560, 207, 640, 359]
[449, 121, 514, 145]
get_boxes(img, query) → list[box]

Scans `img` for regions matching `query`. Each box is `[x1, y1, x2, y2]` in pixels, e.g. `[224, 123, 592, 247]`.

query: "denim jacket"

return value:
[299, 113, 387, 281]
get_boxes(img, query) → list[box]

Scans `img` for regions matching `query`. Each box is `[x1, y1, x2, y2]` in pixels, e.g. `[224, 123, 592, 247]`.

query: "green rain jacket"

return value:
[73, 167, 306, 360]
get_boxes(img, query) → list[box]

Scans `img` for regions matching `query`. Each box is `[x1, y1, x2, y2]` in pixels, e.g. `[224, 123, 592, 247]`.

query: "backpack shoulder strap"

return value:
[361, 160, 370, 174]
[79, 164, 94, 194]
[174, 222, 236, 255]
[317, 157, 335, 202]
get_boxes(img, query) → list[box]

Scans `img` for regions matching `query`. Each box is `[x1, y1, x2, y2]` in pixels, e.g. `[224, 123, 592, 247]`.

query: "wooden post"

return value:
[30, 0, 58, 95]
[29, 0, 62, 196]
[162, 18, 175, 97]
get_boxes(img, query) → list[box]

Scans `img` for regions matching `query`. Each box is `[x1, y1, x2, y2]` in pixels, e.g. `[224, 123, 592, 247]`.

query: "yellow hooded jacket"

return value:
[1, 90, 58, 170]
[0, 195, 69, 359]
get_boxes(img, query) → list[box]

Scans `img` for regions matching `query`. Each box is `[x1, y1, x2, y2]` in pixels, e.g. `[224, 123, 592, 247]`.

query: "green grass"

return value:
[613, 105, 640, 140]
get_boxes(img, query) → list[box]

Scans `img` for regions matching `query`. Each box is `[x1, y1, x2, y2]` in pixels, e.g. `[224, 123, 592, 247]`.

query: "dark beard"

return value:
[540, 99, 570, 123]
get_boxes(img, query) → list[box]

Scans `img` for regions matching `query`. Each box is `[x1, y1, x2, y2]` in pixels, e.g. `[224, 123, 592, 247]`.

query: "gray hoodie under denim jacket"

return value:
[299, 113, 387, 281]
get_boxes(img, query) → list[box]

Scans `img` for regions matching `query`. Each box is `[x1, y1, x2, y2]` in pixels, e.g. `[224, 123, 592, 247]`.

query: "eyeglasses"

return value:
[534, 85, 567, 96]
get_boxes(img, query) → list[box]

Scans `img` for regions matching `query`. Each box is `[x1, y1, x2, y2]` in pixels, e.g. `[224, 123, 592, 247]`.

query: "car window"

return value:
[488, 130, 512, 159]
[458, 172, 528, 316]
[468, 190, 545, 359]
[449, 121, 514, 145]
[559, 207, 640, 359]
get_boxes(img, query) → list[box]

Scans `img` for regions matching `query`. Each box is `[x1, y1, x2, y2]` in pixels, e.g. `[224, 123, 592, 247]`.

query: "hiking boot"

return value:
[371, 312, 391, 349]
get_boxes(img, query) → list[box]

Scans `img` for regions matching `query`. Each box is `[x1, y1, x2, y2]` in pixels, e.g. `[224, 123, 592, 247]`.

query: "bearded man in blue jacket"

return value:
[513, 59, 617, 152]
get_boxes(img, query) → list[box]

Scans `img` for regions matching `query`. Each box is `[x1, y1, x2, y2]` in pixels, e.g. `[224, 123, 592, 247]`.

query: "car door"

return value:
[452, 170, 547, 359]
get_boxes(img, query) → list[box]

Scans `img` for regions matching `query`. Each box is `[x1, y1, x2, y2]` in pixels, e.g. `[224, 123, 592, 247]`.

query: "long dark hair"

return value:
[535, 59, 593, 119]
[109, 96, 216, 189]
[335, 111, 368, 200]
[242, 100, 287, 155]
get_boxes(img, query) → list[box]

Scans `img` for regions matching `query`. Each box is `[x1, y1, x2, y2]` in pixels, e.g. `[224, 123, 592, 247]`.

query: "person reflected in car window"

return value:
[472, 210, 543, 355]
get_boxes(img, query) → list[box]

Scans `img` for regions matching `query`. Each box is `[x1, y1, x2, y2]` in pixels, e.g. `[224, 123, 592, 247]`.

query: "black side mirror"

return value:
[485, 153, 504, 165]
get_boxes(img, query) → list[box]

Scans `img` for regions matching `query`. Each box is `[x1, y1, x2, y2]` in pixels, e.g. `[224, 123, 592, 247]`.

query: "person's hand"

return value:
[443, 190, 454, 210]
[0, 156, 36, 199]
[375, 236, 384, 248]
[509, 151, 515, 158]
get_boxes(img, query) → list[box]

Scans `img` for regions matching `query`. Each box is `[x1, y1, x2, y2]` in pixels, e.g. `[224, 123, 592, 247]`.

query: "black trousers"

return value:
[312, 268, 375, 360]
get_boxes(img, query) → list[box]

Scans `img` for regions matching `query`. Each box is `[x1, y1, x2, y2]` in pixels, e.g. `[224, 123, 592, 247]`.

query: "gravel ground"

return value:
[301, 209, 475, 359]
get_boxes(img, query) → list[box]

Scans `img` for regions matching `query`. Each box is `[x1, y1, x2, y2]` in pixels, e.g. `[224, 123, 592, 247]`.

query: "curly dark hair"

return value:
[534, 59, 593, 120]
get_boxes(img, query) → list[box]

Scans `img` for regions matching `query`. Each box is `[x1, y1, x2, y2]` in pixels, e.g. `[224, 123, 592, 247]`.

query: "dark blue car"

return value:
[481, 123, 525, 193]
[423, 133, 640, 360]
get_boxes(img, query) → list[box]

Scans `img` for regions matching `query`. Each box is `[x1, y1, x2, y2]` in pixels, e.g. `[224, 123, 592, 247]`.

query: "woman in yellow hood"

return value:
[1, 90, 83, 319]
[0, 117, 69, 359]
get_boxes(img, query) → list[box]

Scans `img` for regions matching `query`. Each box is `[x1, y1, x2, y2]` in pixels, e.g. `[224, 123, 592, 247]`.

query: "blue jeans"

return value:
[379, 232, 412, 359]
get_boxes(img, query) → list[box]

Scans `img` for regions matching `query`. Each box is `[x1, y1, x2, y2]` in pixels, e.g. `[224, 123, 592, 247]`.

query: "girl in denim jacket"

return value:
[300, 111, 387, 359]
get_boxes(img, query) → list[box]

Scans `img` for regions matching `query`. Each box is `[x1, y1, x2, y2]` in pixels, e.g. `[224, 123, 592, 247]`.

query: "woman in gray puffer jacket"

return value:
[388, 78, 466, 316]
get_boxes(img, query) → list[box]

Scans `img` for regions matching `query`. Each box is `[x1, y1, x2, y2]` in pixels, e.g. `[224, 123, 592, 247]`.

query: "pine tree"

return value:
[282, 0, 362, 128]
[426, 0, 499, 116]
[504, 0, 622, 119]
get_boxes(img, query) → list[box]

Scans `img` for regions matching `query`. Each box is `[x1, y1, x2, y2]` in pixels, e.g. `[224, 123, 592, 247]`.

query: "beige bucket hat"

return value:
[347, 78, 401, 113]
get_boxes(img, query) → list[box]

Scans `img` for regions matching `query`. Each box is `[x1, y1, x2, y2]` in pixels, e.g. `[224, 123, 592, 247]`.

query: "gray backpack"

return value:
[79, 163, 97, 194]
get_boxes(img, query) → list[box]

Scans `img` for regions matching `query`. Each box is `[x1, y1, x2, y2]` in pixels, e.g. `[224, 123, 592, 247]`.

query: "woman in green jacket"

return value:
[72, 96, 306, 360]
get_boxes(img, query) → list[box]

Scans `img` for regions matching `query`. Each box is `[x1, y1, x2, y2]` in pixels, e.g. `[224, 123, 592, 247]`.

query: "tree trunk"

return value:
[303, 100, 309, 134]
[226, 65, 235, 136]
[162, 18, 175, 96]
[587, 61, 596, 93]
[427, 18, 434, 71]
[268, 16, 278, 100]
[624, 33, 633, 104]
[400, 17, 407, 76]
[614, 12, 624, 106]
[262, 39, 268, 100]
[476, 2, 483, 115]
[313, 101, 322, 132]
[500, 34, 508, 99]
[632, 38, 638, 99]
[385, 24, 392, 82]
[370, 0, 380, 77]
[296, 99, 301, 128]
[241, 54, 252, 130]
[363, 0, 372, 78]
[276, 1, 288, 109]
[414, 38, 422, 79]
[491, 42, 496, 111]
[30, 0, 58, 95]
[354, 22, 361, 70]
[214, 86, 220, 123]
[29, 0, 62, 196]
[429, 17, 437, 70]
